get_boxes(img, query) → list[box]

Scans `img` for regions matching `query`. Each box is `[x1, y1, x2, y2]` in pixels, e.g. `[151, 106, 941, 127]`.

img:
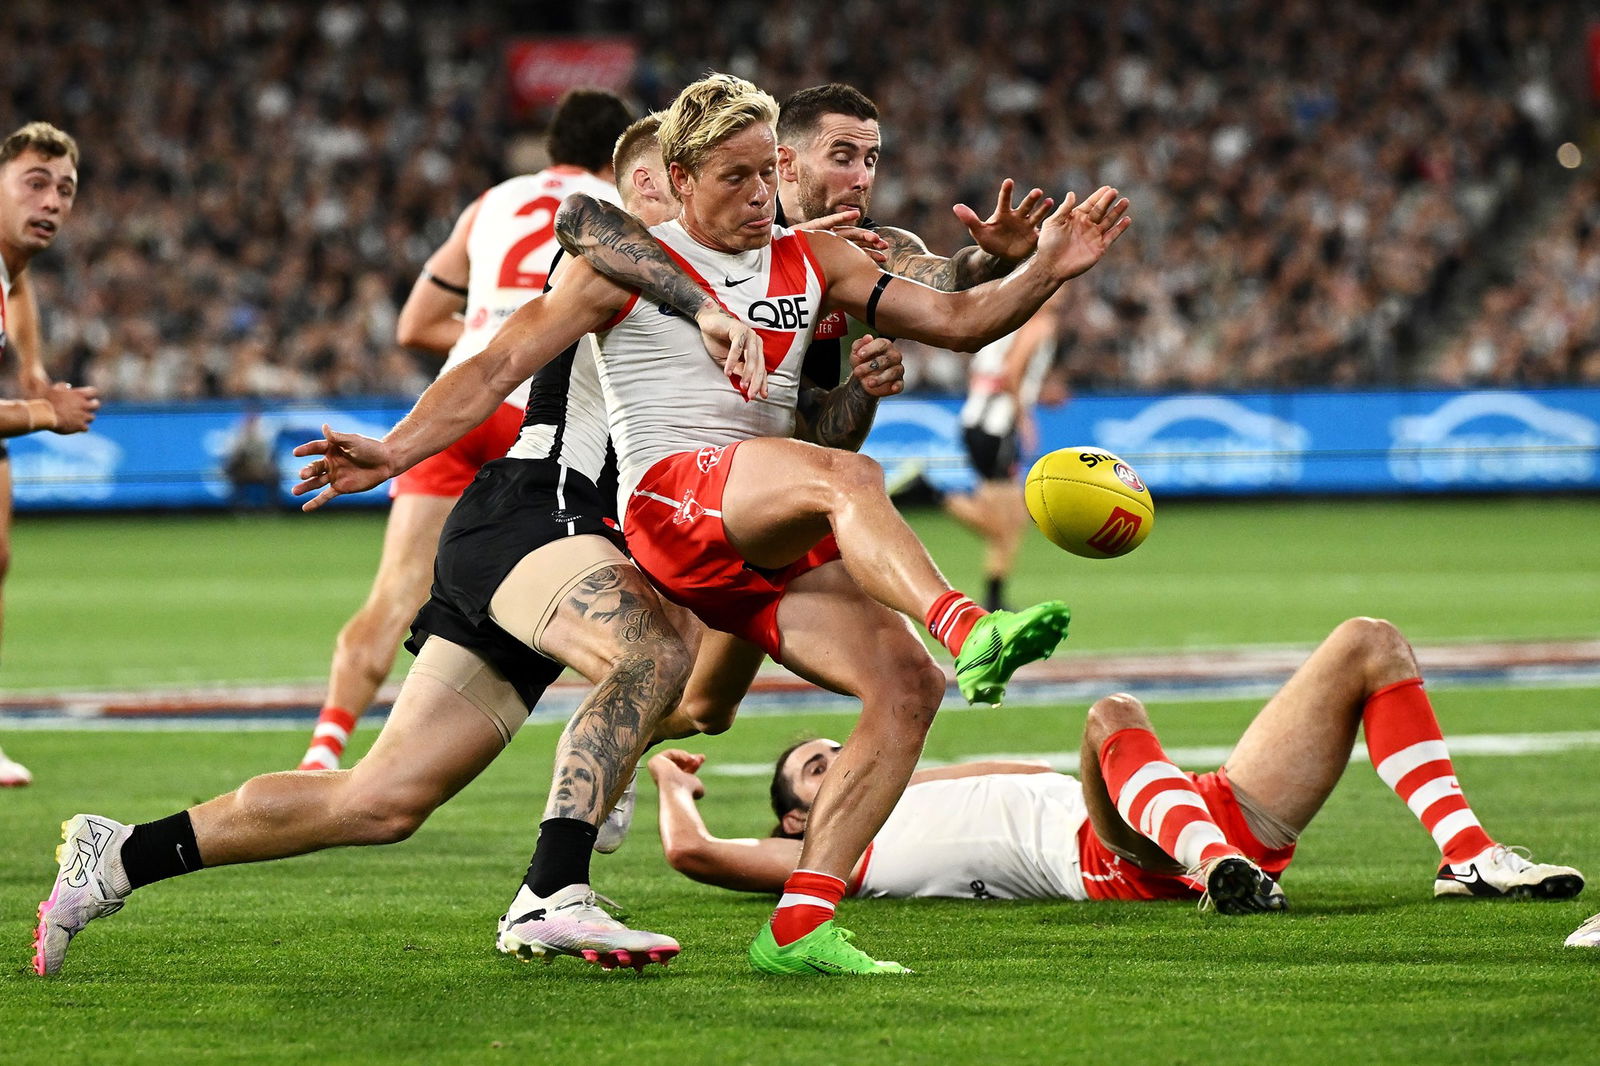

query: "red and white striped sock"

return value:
[925, 590, 986, 658]
[1099, 727, 1240, 871]
[1363, 679, 1493, 864]
[770, 869, 847, 946]
[299, 706, 357, 771]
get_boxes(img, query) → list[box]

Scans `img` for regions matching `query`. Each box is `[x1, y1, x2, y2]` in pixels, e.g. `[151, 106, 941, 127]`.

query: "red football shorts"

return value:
[623, 440, 840, 660]
[1077, 765, 1298, 901]
[390, 402, 523, 498]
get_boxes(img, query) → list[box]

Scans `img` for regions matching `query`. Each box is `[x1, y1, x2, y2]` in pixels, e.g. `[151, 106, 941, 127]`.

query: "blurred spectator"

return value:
[0, 0, 1587, 398]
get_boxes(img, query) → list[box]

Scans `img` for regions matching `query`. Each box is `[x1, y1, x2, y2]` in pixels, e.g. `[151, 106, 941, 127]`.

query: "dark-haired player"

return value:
[651, 618, 1583, 910]
[296, 90, 634, 773]
[0, 121, 101, 786]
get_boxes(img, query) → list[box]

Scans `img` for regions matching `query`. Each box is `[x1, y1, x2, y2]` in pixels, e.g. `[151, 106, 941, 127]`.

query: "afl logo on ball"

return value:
[1113, 463, 1146, 492]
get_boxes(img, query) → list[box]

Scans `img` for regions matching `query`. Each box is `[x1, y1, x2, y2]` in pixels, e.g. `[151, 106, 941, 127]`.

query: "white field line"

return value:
[705, 730, 1600, 778]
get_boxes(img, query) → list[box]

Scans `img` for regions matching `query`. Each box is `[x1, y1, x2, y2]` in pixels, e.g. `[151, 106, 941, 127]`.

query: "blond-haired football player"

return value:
[284, 72, 1132, 975]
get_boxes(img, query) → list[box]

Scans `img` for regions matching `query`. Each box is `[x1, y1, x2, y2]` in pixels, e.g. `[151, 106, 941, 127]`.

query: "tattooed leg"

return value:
[535, 564, 692, 824]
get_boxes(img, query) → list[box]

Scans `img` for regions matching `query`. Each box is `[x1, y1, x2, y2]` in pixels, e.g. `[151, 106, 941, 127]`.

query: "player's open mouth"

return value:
[29, 220, 57, 238]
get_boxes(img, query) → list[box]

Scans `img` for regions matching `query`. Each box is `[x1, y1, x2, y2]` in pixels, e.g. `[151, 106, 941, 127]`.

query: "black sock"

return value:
[522, 817, 597, 897]
[121, 811, 204, 890]
[985, 576, 1006, 612]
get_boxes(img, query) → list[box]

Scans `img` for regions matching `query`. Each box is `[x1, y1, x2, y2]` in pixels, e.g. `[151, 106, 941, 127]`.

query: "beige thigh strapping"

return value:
[487, 533, 628, 659]
[405, 636, 528, 745]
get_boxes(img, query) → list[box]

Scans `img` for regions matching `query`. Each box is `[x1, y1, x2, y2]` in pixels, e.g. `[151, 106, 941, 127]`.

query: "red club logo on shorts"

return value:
[673, 492, 706, 525]
[1113, 463, 1145, 492]
[695, 446, 725, 473]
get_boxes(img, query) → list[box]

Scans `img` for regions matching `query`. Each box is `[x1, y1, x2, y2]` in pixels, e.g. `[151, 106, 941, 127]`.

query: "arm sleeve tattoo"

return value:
[795, 377, 880, 452]
[879, 226, 1011, 292]
[554, 193, 718, 319]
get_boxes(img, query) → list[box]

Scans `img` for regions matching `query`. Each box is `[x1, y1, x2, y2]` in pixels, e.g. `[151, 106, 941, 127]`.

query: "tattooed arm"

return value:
[554, 193, 768, 397]
[794, 334, 905, 451]
[877, 179, 1057, 292]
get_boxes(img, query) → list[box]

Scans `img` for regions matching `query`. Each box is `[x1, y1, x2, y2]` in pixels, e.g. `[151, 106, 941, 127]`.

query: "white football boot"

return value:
[593, 773, 637, 854]
[0, 747, 33, 787]
[496, 882, 679, 972]
[1564, 912, 1600, 948]
[1433, 844, 1584, 900]
[34, 814, 133, 975]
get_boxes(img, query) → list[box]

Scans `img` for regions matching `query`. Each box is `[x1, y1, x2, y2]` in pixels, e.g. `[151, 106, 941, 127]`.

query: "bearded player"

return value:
[653, 618, 1582, 912]
[0, 122, 101, 787]
[295, 90, 632, 773]
[287, 73, 1132, 975]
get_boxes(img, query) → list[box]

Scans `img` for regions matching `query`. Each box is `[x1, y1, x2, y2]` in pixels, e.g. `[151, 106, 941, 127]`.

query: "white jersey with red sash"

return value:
[851, 773, 1090, 901]
[447, 166, 620, 410]
[592, 219, 828, 510]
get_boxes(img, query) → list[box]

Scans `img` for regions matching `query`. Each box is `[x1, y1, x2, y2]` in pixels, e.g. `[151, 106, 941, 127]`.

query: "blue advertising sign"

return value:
[8, 388, 1600, 510]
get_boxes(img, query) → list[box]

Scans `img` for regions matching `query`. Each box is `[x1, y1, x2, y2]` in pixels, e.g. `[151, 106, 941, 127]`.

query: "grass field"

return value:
[2, 500, 1598, 1064]
[4, 496, 1599, 691]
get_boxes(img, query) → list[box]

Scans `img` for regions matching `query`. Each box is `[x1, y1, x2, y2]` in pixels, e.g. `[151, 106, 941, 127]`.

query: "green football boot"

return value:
[748, 921, 912, 976]
[953, 601, 1071, 705]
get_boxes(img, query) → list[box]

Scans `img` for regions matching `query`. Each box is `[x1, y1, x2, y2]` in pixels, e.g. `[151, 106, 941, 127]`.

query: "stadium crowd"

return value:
[0, 0, 1591, 399]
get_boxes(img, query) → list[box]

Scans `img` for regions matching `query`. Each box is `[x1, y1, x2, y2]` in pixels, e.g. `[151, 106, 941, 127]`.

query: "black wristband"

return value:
[865, 272, 894, 331]
[423, 269, 468, 298]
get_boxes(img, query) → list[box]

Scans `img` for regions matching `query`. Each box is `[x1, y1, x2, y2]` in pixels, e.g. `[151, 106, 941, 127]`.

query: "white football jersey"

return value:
[853, 773, 1090, 901]
[446, 166, 620, 410]
[959, 329, 1055, 436]
[592, 219, 827, 514]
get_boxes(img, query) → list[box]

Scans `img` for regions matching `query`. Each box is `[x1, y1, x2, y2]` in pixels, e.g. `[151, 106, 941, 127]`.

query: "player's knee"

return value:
[1084, 693, 1149, 746]
[1331, 616, 1417, 682]
[821, 449, 885, 502]
[345, 792, 434, 845]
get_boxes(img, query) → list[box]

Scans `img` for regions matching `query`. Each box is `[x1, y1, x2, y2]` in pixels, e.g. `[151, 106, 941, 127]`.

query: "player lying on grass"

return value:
[650, 617, 1584, 911]
[289, 73, 1130, 977]
[30, 121, 770, 978]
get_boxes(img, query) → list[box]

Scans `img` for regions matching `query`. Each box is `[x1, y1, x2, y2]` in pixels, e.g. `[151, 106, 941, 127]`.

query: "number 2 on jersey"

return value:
[496, 195, 562, 290]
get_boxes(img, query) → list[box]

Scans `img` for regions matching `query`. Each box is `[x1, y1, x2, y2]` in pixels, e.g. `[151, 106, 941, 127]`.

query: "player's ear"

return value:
[776, 143, 799, 183]
[780, 808, 808, 836]
[668, 161, 694, 200]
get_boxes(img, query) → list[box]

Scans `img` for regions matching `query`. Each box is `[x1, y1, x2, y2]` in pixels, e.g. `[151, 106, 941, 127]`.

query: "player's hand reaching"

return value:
[849, 335, 904, 397]
[292, 424, 395, 512]
[1035, 186, 1132, 282]
[696, 307, 768, 402]
[648, 749, 707, 799]
[953, 179, 1055, 265]
[45, 383, 100, 434]
[795, 206, 888, 264]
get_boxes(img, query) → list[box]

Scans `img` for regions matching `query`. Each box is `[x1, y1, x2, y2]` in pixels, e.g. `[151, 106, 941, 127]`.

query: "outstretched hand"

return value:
[291, 424, 395, 512]
[952, 179, 1055, 264]
[1035, 185, 1132, 282]
[696, 308, 769, 401]
[848, 335, 904, 397]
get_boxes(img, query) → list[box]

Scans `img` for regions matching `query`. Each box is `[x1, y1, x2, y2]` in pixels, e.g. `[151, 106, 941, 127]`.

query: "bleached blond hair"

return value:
[658, 73, 778, 182]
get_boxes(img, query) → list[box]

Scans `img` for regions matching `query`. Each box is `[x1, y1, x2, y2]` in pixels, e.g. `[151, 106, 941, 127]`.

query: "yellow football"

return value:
[1024, 448, 1154, 559]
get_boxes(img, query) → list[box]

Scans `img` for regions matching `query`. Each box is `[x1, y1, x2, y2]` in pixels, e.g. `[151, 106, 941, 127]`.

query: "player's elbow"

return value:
[661, 837, 711, 877]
